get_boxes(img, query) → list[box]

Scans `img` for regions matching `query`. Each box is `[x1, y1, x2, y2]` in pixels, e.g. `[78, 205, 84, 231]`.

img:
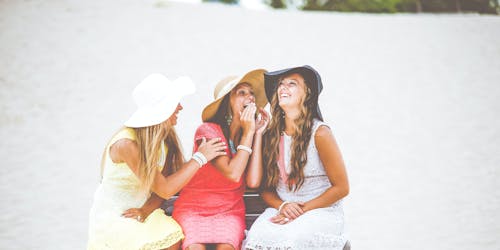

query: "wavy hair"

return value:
[100, 122, 184, 192]
[262, 77, 315, 191]
[134, 122, 184, 191]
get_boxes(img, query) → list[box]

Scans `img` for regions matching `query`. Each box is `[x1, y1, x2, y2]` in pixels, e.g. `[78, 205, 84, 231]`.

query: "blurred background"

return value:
[1, 0, 499, 249]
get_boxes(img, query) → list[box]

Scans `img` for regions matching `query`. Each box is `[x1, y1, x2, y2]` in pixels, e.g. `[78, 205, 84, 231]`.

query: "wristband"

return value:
[193, 152, 207, 165]
[236, 145, 252, 154]
[191, 155, 203, 168]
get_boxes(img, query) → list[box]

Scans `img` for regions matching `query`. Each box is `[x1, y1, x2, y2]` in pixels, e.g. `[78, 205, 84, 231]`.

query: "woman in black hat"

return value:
[244, 66, 349, 250]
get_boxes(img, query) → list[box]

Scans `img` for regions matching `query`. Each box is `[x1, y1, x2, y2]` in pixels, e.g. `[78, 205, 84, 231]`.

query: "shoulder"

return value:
[110, 138, 139, 162]
[313, 119, 331, 137]
[195, 122, 225, 140]
[314, 125, 332, 138]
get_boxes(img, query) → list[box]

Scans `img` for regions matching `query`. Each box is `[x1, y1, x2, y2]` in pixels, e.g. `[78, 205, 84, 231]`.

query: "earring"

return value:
[225, 114, 233, 126]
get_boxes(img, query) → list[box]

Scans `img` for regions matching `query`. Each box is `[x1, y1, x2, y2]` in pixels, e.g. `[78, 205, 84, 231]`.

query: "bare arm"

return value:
[260, 189, 284, 210]
[111, 137, 227, 199]
[301, 125, 349, 212]
[245, 108, 269, 188]
[212, 104, 256, 182]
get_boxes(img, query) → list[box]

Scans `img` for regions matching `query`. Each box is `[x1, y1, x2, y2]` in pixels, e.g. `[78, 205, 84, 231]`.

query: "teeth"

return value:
[280, 93, 289, 98]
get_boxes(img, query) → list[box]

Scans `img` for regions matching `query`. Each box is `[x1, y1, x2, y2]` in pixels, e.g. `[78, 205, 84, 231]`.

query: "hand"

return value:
[270, 214, 292, 225]
[240, 103, 256, 135]
[196, 137, 227, 162]
[280, 202, 305, 220]
[122, 208, 148, 223]
[255, 107, 269, 135]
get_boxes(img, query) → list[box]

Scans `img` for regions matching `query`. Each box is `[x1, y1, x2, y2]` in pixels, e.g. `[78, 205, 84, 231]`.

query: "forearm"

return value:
[152, 159, 200, 199]
[260, 189, 284, 210]
[303, 184, 349, 212]
[245, 133, 263, 188]
[141, 193, 164, 214]
[220, 132, 254, 182]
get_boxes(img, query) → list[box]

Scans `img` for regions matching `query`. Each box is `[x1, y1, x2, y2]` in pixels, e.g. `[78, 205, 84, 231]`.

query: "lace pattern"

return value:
[140, 230, 184, 250]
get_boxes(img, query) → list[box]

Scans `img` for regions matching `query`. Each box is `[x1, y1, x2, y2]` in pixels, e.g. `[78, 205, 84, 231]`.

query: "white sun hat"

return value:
[124, 73, 195, 128]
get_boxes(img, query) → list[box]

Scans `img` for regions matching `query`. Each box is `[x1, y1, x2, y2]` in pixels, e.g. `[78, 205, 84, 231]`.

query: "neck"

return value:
[229, 117, 241, 143]
[283, 108, 300, 136]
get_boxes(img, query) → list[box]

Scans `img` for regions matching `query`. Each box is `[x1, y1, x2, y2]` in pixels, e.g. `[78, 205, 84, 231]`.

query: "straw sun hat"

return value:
[124, 73, 195, 128]
[201, 69, 268, 122]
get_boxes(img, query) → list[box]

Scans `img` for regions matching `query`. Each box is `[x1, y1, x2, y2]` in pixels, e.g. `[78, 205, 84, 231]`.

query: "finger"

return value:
[287, 206, 302, 218]
[213, 141, 226, 148]
[121, 209, 138, 216]
[207, 137, 222, 145]
[122, 213, 137, 218]
[289, 203, 304, 215]
[282, 210, 294, 219]
[270, 215, 283, 224]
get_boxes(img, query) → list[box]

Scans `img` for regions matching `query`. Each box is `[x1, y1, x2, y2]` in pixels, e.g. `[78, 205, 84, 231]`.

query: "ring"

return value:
[137, 215, 141, 221]
[283, 218, 289, 222]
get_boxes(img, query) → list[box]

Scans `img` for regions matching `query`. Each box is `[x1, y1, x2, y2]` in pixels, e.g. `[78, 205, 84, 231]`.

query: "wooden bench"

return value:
[161, 189, 350, 250]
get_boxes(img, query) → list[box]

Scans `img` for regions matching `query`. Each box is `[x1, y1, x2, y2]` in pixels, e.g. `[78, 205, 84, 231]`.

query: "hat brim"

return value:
[264, 65, 323, 121]
[202, 69, 268, 122]
[125, 76, 195, 128]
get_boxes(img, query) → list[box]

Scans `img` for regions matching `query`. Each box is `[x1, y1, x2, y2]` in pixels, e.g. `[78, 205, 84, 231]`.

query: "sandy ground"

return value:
[1, 0, 500, 249]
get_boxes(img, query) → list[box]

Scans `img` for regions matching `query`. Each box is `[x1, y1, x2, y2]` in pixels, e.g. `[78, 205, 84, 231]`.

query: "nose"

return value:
[278, 83, 289, 91]
[248, 94, 255, 102]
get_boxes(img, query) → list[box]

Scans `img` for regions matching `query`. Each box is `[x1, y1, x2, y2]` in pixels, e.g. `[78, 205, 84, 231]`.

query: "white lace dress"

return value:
[244, 120, 347, 250]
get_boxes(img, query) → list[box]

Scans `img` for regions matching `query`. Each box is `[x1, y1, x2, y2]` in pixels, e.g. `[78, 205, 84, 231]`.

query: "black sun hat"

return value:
[264, 65, 324, 121]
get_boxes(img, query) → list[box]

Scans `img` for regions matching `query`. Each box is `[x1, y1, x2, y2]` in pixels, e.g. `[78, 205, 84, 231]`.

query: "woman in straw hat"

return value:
[244, 66, 350, 250]
[173, 69, 269, 250]
[87, 74, 227, 250]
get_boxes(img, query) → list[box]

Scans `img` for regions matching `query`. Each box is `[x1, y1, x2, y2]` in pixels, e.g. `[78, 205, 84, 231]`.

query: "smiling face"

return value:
[277, 73, 308, 110]
[229, 83, 256, 116]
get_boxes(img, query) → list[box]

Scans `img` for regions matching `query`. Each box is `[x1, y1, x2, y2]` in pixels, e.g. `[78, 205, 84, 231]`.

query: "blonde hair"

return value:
[100, 122, 184, 192]
[262, 78, 315, 191]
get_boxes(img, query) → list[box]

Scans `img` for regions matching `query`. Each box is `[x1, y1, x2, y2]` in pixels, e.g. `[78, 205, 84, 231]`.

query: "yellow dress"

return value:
[88, 128, 184, 250]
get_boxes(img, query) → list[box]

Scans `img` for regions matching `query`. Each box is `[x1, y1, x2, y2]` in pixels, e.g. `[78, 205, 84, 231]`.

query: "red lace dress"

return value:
[173, 123, 246, 249]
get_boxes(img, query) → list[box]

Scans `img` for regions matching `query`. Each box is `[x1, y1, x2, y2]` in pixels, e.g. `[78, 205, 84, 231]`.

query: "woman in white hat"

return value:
[87, 74, 227, 250]
[173, 69, 269, 250]
[244, 66, 350, 250]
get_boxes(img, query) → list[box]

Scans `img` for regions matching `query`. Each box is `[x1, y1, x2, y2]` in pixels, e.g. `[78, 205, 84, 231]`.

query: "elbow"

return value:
[228, 174, 242, 183]
[246, 179, 261, 189]
[340, 183, 349, 198]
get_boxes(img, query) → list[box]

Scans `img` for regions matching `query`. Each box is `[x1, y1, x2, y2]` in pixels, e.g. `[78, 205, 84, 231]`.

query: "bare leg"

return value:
[214, 243, 235, 250]
[186, 243, 207, 250]
[165, 241, 181, 250]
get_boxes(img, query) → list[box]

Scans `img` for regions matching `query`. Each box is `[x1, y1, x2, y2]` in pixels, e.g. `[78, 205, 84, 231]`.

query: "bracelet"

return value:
[278, 201, 290, 213]
[193, 152, 208, 164]
[191, 155, 203, 168]
[191, 152, 207, 168]
[236, 145, 252, 154]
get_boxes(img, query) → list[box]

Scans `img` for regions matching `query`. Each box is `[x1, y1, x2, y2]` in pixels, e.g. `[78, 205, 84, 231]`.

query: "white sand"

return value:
[1, 1, 499, 249]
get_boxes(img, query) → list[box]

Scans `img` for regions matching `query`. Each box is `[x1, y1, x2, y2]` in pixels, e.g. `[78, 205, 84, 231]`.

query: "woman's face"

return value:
[277, 73, 307, 110]
[229, 83, 255, 116]
[164, 103, 183, 127]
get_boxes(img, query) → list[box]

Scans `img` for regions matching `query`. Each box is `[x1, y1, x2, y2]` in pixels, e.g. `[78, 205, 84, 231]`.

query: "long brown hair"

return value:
[262, 77, 315, 191]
